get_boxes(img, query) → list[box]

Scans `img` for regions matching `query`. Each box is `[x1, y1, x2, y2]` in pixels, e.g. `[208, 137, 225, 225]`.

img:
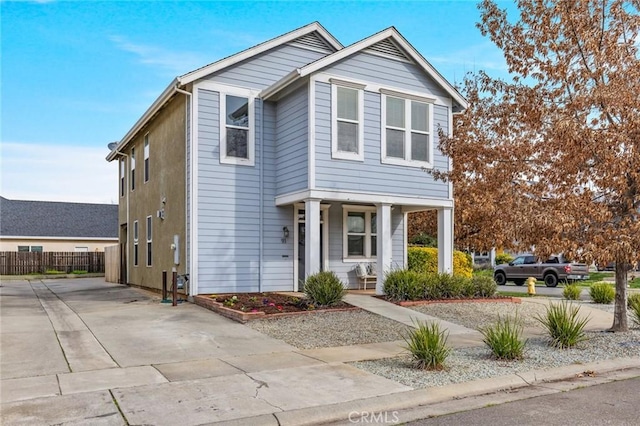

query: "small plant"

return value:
[473, 275, 497, 298]
[223, 295, 238, 307]
[628, 293, 640, 308]
[383, 269, 422, 301]
[563, 283, 582, 300]
[535, 301, 590, 348]
[480, 314, 527, 360]
[628, 294, 640, 327]
[304, 271, 346, 306]
[495, 252, 514, 265]
[590, 282, 615, 304]
[403, 321, 450, 370]
[72, 270, 88, 275]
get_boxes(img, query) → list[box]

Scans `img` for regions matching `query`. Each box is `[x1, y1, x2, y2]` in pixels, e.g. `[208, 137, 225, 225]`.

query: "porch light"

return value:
[282, 226, 289, 243]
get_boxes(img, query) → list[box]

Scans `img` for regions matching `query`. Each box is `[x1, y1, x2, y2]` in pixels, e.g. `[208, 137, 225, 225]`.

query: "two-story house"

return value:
[106, 22, 467, 296]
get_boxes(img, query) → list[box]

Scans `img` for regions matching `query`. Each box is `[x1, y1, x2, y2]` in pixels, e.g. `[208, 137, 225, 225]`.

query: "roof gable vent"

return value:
[289, 32, 335, 53]
[366, 37, 413, 62]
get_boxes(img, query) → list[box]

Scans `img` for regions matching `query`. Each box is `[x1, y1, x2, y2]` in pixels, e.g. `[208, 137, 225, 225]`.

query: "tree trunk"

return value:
[610, 260, 628, 332]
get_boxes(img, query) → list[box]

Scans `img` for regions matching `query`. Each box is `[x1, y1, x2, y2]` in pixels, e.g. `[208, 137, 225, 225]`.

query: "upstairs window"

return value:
[146, 215, 152, 267]
[130, 148, 136, 191]
[220, 93, 254, 166]
[120, 158, 125, 197]
[144, 134, 150, 183]
[382, 92, 433, 168]
[331, 82, 364, 161]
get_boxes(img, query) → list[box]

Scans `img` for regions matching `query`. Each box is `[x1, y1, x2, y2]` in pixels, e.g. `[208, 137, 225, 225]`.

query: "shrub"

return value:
[480, 314, 527, 360]
[461, 277, 477, 298]
[473, 275, 497, 298]
[303, 271, 346, 306]
[629, 295, 640, 327]
[403, 321, 451, 370]
[590, 282, 615, 304]
[535, 301, 590, 348]
[383, 269, 422, 301]
[407, 247, 473, 278]
[409, 233, 437, 247]
[563, 283, 582, 301]
[495, 252, 514, 265]
[628, 293, 640, 308]
[435, 273, 467, 299]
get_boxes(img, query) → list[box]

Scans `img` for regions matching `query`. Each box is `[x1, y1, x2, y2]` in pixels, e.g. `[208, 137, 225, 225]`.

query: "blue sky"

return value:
[1, 0, 515, 203]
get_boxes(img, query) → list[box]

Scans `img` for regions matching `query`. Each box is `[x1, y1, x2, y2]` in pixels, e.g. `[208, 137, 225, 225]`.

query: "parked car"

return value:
[493, 254, 590, 288]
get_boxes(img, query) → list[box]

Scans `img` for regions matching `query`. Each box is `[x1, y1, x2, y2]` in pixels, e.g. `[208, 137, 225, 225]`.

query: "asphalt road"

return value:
[408, 376, 640, 426]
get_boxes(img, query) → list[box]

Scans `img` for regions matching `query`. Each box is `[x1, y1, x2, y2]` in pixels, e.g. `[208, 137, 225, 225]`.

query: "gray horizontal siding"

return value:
[321, 51, 449, 98]
[203, 45, 327, 90]
[275, 86, 308, 195]
[314, 81, 450, 198]
[196, 88, 261, 293]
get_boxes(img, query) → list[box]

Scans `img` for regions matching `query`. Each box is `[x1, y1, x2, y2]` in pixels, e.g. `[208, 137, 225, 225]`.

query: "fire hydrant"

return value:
[527, 277, 536, 295]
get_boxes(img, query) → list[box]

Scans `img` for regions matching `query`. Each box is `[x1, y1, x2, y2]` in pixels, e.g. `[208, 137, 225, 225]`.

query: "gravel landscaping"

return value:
[247, 298, 640, 389]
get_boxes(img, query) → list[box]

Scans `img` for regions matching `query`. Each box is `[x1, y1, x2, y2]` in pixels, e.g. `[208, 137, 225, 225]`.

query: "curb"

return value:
[217, 356, 640, 425]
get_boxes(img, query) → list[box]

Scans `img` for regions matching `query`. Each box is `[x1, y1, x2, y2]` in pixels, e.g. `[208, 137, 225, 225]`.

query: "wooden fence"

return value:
[0, 251, 105, 275]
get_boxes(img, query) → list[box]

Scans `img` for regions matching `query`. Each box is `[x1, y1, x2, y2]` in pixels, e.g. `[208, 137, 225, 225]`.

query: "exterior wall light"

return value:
[282, 226, 289, 243]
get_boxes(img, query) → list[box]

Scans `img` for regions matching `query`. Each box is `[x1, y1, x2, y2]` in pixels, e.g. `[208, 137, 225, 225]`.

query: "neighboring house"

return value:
[106, 22, 467, 296]
[0, 197, 118, 252]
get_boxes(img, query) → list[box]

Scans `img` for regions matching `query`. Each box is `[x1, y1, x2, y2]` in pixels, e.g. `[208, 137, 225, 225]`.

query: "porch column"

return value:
[376, 203, 392, 295]
[437, 208, 454, 274]
[305, 198, 321, 279]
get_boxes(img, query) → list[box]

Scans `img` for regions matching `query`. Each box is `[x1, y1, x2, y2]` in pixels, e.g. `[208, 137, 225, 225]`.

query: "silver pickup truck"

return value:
[493, 254, 590, 287]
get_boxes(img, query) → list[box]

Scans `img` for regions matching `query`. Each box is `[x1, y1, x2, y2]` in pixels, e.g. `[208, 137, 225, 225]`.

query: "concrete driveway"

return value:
[0, 278, 409, 425]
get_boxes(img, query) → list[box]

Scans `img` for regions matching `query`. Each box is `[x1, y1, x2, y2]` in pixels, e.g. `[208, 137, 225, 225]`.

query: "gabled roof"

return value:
[0, 197, 118, 239]
[261, 27, 468, 111]
[107, 22, 342, 162]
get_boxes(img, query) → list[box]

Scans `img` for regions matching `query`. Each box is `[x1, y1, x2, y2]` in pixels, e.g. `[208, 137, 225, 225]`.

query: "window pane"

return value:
[337, 87, 358, 120]
[386, 97, 404, 127]
[226, 128, 248, 158]
[386, 129, 405, 158]
[147, 243, 152, 266]
[18, 246, 29, 252]
[146, 217, 152, 241]
[371, 236, 377, 256]
[411, 132, 429, 162]
[411, 101, 428, 131]
[134, 245, 138, 266]
[226, 95, 249, 127]
[371, 213, 377, 234]
[347, 212, 365, 233]
[337, 122, 358, 153]
[30, 246, 43, 252]
[348, 235, 364, 256]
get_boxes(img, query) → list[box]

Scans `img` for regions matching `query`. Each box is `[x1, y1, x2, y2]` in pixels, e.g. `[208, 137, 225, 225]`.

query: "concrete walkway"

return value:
[1, 278, 638, 426]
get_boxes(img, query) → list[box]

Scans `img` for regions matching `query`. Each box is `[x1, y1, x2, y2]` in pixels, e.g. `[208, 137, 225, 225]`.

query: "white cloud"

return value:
[1, 142, 118, 204]
[109, 35, 206, 75]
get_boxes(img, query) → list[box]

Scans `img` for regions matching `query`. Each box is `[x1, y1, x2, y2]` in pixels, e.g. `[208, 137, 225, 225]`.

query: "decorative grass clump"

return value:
[383, 269, 422, 301]
[563, 283, 582, 300]
[628, 294, 640, 327]
[480, 314, 527, 360]
[590, 282, 615, 304]
[403, 321, 451, 370]
[535, 301, 590, 348]
[303, 271, 346, 307]
[473, 275, 497, 298]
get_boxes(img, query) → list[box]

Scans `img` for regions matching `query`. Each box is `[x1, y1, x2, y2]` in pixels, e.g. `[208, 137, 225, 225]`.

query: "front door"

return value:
[295, 204, 329, 291]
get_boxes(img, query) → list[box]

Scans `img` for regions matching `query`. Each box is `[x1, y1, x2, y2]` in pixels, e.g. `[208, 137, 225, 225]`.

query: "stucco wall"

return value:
[0, 239, 117, 252]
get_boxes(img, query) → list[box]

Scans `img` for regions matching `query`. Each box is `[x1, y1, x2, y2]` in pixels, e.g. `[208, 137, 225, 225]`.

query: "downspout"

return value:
[258, 99, 264, 292]
[175, 86, 192, 296]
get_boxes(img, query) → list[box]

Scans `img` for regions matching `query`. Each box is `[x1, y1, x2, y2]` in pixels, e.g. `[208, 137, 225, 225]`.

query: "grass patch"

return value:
[498, 291, 532, 298]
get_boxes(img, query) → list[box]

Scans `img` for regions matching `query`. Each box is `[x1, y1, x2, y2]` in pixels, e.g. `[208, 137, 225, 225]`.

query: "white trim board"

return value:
[275, 189, 454, 209]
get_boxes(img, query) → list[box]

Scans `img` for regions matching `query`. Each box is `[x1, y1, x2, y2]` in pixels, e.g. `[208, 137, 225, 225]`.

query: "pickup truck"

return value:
[493, 254, 590, 287]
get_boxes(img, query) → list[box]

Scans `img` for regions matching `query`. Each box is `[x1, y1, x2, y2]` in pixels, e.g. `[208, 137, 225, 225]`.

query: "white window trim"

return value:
[342, 205, 377, 262]
[331, 82, 364, 161]
[219, 88, 255, 166]
[146, 215, 152, 267]
[133, 220, 139, 267]
[143, 133, 150, 183]
[381, 92, 434, 169]
[119, 158, 125, 197]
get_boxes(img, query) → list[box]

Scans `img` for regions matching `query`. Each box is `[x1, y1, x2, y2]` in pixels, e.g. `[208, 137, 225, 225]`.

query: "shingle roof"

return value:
[0, 197, 118, 239]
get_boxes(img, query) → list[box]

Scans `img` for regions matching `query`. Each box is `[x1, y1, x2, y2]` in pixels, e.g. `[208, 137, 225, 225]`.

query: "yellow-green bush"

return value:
[408, 247, 472, 278]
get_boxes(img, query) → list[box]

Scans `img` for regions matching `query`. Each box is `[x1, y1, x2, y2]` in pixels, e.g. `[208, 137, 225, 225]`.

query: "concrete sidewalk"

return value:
[1, 278, 638, 425]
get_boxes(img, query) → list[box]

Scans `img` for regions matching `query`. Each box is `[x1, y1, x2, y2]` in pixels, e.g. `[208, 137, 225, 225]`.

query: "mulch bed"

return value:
[193, 292, 356, 322]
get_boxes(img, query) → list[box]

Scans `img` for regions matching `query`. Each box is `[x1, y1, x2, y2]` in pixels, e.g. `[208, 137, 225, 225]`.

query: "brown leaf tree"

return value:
[437, 0, 640, 331]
